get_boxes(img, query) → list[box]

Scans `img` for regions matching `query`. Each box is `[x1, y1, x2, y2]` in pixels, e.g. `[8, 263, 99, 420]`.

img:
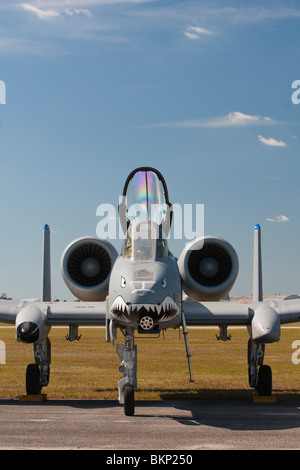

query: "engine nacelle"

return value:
[61, 236, 118, 301]
[178, 236, 239, 301]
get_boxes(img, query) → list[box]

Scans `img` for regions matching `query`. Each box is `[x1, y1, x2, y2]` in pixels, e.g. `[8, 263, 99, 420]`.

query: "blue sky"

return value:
[0, 0, 300, 300]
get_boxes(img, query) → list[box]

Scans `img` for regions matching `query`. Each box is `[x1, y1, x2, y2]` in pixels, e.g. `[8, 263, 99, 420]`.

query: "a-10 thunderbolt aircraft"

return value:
[1, 167, 300, 416]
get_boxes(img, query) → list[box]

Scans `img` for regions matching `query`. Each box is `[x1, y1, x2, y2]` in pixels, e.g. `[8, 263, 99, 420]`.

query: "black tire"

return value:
[124, 385, 134, 416]
[26, 364, 41, 395]
[257, 365, 272, 396]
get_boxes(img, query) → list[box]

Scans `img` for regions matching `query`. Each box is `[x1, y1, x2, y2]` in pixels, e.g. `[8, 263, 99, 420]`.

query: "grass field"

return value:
[0, 325, 300, 401]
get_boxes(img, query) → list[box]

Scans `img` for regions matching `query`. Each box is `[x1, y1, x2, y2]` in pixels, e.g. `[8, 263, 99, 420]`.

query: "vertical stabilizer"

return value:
[253, 224, 263, 302]
[42, 224, 51, 302]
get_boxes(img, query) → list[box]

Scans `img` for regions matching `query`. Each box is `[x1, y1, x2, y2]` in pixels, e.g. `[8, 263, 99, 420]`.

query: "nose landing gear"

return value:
[123, 384, 135, 416]
[117, 328, 137, 416]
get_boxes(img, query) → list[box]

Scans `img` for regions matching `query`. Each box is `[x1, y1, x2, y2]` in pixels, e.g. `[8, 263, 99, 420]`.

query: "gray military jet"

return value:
[1, 167, 300, 416]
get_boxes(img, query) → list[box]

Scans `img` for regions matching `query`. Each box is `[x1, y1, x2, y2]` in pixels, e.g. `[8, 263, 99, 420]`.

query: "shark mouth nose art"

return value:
[111, 295, 179, 324]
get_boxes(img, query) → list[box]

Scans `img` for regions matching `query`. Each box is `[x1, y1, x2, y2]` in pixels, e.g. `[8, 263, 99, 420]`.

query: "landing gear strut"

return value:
[117, 328, 137, 416]
[26, 338, 51, 395]
[248, 339, 272, 396]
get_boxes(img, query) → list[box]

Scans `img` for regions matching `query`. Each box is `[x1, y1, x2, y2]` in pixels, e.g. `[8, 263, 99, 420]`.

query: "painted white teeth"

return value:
[111, 295, 179, 321]
[111, 296, 128, 315]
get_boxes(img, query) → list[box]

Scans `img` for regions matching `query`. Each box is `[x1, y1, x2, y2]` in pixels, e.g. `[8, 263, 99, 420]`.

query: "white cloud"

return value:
[184, 25, 215, 39]
[20, 3, 60, 19]
[65, 8, 92, 17]
[258, 135, 287, 147]
[147, 112, 275, 129]
[212, 112, 274, 128]
[21, 3, 92, 19]
[20, 0, 153, 8]
[266, 215, 289, 223]
[184, 31, 199, 40]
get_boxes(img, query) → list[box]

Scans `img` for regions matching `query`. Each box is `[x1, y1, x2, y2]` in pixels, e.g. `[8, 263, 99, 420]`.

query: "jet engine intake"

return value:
[178, 236, 239, 301]
[61, 237, 118, 301]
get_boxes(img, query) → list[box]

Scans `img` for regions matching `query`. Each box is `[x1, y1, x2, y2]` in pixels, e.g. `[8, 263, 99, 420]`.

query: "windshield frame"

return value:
[119, 167, 173, 236]
[122, 221, 169, 261]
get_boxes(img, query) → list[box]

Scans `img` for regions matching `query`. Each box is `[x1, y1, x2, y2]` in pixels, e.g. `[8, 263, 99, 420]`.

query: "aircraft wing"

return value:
[42, 298, 300, 327]
[269, 298, 300, 325]
[46, 301, 107, 325]
[183, 299, 251, 326]
[183, 298, 300, 326]
[0, 300, 107, 326]
[0, 300, 23, 324]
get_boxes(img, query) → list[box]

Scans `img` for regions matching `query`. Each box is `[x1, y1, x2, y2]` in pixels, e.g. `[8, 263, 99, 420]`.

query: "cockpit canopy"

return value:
[122, 221, 169, 260]
[119, 167, 172, 236]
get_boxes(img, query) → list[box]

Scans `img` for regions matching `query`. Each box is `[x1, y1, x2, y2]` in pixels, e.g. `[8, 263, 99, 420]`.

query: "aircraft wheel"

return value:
[26, 364, 41, 395]
[257, 365, 272, 396]
[124, 384, 134, 416]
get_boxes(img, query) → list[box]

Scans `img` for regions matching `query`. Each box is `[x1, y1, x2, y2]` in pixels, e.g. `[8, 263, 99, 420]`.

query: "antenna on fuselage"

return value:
[41, 224, 51, 302]
[253, 224, 263, 302]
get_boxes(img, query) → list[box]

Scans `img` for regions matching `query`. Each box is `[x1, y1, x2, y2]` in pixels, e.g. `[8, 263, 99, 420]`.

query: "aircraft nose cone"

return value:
[17, 322, 39, 343]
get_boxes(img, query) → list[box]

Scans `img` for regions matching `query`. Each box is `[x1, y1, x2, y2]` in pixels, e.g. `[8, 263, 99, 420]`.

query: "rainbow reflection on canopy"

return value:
[119, 167, 173, 235]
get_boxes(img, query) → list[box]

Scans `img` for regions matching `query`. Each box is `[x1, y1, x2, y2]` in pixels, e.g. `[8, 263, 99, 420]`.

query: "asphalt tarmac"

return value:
[0, 398, 300, 450]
